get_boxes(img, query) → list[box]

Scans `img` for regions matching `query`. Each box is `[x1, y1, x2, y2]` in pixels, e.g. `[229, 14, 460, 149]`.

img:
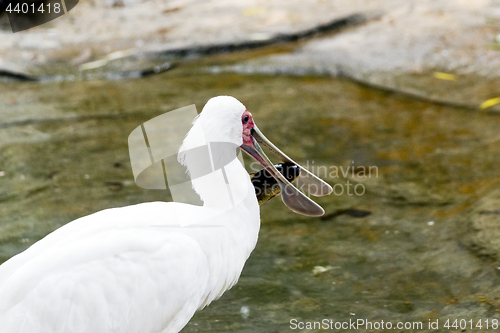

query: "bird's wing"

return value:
[0, 202, 210, 289]
[0, 227, 210, 333]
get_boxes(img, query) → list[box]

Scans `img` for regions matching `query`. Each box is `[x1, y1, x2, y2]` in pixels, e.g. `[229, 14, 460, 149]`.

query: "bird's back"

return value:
[0, 201, 258, 333]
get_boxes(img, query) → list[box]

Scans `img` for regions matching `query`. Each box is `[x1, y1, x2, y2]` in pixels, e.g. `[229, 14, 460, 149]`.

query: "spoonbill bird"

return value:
[0, 96, 332, 333]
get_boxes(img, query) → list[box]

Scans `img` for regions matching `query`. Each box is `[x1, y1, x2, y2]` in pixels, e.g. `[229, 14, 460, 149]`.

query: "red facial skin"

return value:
[241, 110, 255, 146]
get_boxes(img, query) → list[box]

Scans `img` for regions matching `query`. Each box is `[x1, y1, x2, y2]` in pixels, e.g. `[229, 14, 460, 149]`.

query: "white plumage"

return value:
[0, 96, 330, 333]
[0, 97, 260, 333]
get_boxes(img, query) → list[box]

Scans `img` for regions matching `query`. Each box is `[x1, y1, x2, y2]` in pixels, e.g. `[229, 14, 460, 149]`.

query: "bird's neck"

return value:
[182, 153, 260, 308]
[175, 122, 261, 306]
[178, 127, 254, 211]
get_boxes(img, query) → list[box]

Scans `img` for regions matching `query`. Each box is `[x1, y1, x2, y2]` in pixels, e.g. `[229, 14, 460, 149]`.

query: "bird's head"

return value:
[182, 96, 332, 216]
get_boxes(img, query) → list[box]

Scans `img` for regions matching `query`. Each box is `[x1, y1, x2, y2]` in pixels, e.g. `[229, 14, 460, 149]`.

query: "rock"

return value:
[0, 0, 380, 77]
[462, 189, 500, 265]
[227, 0, 500, 110]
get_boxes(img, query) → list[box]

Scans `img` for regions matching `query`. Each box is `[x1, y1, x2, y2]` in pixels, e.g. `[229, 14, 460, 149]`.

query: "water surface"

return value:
[1, 61, 500, 332]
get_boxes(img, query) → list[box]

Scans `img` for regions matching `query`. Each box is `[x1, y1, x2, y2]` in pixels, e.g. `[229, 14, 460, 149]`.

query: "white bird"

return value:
[0, 96, 331, 333]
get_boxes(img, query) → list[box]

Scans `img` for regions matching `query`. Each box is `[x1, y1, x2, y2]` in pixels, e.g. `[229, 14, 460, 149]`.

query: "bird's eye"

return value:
[243, 115, 249, 124]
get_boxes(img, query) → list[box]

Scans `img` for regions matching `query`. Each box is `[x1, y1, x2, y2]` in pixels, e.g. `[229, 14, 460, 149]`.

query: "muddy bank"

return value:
[225, 0, 500, 110]
[0, 0, 379, 76]
[4, 0, 500, 111]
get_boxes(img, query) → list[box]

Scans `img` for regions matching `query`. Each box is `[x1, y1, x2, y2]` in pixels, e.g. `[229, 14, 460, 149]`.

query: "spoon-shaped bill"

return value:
[251, 126, 333, 197]
[241, 139, 324, 217]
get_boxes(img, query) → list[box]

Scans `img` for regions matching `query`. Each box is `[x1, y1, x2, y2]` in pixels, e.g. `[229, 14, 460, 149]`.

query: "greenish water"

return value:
[1, 63, 500, 332]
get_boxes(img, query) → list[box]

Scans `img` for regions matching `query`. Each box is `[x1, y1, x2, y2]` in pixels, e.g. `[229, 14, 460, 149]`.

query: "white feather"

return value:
[0, 96, 260, 333]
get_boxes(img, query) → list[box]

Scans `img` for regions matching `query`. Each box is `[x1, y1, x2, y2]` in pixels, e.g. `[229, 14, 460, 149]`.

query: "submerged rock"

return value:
[462, 189, 500, 265]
